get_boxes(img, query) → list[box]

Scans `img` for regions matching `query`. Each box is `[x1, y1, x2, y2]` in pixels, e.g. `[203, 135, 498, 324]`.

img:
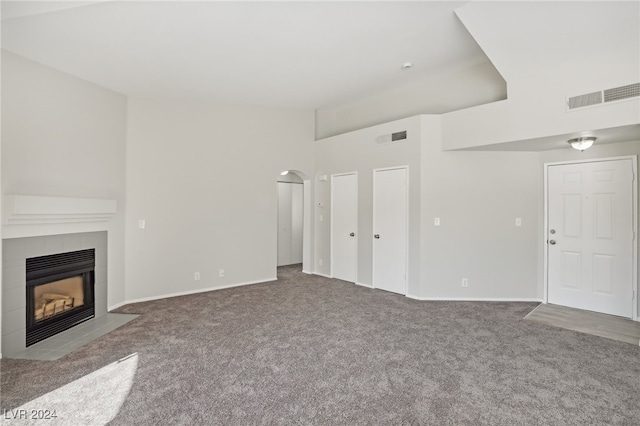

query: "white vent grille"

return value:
[568, 91, 602, 109]
[604, 83, 640, 103]
[568, 82, 640, 111]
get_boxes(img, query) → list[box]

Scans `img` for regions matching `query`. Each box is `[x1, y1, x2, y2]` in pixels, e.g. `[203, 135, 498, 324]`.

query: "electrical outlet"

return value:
[462, 278, 468, 287]
[138, 219, 146, 229]
[219, 269, 225, 277]
[434, 217, 441, 226]
[319, 259, 323, 266]
[194, 272, 200, 281]
[515, 217, 522, 227]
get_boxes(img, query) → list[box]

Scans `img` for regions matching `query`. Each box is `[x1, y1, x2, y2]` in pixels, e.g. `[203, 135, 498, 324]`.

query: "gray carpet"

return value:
[2, 264, 640, 425]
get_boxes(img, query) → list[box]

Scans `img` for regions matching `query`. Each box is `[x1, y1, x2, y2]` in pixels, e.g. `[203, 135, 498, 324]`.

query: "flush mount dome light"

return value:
[401, 62, 413, 70]
[280, 170, 289, 176]
[568, 136, 596, 151]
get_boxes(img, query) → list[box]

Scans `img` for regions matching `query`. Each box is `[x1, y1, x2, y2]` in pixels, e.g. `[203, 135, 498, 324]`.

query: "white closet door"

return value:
[373, 167, 407, 295]
[278, 182, 303, 266]
[277, 182, 292, 266]
[290, 184, 304, 264]
[331, 173, 357, 282]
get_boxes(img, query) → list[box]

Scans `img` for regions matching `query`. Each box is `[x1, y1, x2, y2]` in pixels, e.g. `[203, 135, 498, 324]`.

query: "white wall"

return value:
[443, 1, 639, 150]
[1, 50, 127, 309]
[420, 115, 540, 300]
[314, 114, 541, 301]
[314, 116, 423, 293]
[316, 60, 506, 140]
[125, 98, 314, 301]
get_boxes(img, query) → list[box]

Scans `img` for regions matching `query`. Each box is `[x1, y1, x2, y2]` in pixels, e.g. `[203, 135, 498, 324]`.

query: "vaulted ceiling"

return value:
[1, 1, 500, 110]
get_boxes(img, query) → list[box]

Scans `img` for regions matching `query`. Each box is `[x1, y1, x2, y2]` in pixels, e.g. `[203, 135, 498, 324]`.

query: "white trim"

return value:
[543, 155, 638, 322]
[406, 296, 544, 302]
[302, 270, 313, 275]
[3, 195, 117, 225]
[314, 272, 332, 279]
[330, 172, 358, 284]
[355, 281, 373, 289]
[2, 221, 110, 240]
[108, 277, 276, 311]
[372, 165, 409, 295]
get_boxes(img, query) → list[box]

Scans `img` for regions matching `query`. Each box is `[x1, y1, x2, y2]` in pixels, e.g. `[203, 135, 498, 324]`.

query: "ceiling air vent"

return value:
[604, 83, 640, 103]
[567, 82, 640, 111]
[375, 130, 407, 145]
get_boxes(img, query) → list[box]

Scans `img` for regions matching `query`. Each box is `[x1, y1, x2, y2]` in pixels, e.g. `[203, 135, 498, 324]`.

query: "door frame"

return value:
[275, 170, 313, 275]
[543, 155, 638, 321]
[330, 172, 358, 281]
[372, 165, 409, 295]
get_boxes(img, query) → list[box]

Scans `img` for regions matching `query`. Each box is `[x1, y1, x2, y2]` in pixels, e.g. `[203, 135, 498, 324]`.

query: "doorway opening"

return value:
[277, 170, 312, 275]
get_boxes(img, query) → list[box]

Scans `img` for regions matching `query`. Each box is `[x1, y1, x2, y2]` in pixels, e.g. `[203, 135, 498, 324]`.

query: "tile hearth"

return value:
[5, 313, 138, 361]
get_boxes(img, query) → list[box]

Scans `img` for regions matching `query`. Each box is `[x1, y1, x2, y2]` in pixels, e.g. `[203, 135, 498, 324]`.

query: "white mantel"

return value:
[2, 195, 117, 239]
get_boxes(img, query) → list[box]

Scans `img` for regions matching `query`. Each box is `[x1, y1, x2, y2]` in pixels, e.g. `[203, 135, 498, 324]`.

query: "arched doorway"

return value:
[277, 170, 311, 274]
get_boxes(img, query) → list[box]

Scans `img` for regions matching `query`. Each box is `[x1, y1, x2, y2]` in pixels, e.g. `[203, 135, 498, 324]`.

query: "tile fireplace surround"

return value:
[2, 232, 108, 357]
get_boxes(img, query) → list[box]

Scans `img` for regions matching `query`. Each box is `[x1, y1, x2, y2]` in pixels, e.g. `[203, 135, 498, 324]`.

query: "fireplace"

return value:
[26, 249, 96, 346]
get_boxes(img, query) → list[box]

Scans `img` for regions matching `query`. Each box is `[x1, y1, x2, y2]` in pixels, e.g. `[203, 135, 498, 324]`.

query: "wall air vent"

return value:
[603, 83, 640, 103]
[375, 130, 407, 145]
[567, 82, 640, 111]
[391, 130, 407, 141]
[567, 91, 602, 110]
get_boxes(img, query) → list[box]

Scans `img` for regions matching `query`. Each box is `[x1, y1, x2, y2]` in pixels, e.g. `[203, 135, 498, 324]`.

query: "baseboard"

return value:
[406, 296, 544, 302]
[355, 282, 373, 288]
[313, 272, 332, 279]
[108, 277, 277, 311]
[302, 270, 312, 275]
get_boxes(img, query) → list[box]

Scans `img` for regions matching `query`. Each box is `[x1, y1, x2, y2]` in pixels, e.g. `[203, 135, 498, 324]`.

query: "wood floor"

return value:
[525, 303, 640, 345]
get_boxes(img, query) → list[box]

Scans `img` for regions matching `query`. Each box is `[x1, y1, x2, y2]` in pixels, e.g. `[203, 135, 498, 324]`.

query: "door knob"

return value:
[549, 240, 556, 245]
[349, 232, 355, 237]
[374, 234, 380, 239]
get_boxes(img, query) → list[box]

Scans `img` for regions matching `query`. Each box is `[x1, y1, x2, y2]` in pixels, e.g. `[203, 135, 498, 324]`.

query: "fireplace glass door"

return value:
[26, 249, 95, 346]
[33, 276, 85, 322]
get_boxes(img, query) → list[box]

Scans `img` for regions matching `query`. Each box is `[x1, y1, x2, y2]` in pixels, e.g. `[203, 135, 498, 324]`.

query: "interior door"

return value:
[331, 173, 357, 282]
[373, 167, 407, 295]
[547, 159, 634, 317]
[277, 182, 292, 266]
[277, 182, 303, 266]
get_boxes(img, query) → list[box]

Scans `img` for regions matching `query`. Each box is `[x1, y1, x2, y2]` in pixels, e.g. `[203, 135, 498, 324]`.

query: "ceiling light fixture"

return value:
[568, 136, 596, 151]
[401, 62, 413, 70]
[280, 170, 289, 176]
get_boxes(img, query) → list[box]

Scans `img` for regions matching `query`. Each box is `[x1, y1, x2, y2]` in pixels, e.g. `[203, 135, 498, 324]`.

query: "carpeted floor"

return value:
[2, 264, 640, 425]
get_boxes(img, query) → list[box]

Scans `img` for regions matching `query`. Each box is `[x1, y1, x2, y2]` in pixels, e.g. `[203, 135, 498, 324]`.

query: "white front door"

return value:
[547, 159, 634, 317]
[373, 167, 407, 295]
[331, 173, 357, 282]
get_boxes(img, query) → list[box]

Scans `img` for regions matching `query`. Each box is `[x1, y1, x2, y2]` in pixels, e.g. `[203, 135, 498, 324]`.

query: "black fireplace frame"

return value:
[26, 249, 96, 347]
